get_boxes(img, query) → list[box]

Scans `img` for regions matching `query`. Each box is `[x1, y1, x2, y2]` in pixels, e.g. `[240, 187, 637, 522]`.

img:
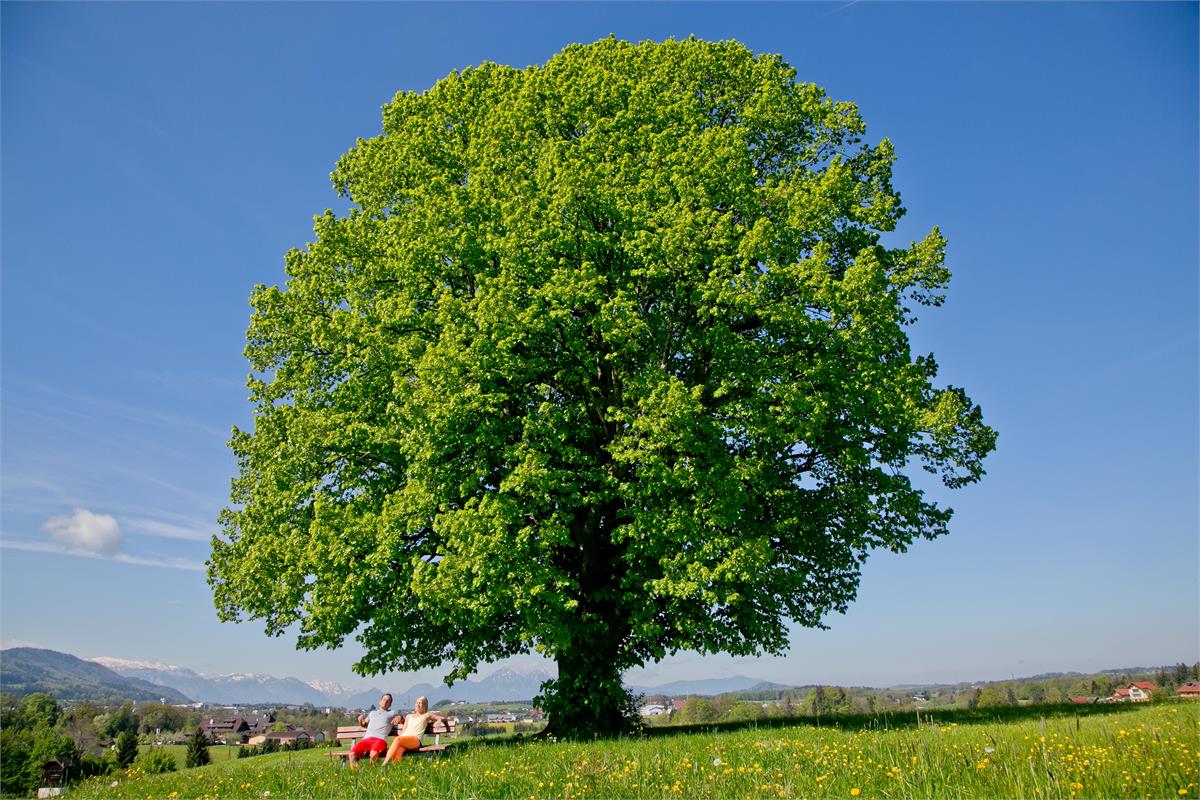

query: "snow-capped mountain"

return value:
[306, 679, 351, 696]
[91, 657, 189, 674]
[91, 657, 340, 706]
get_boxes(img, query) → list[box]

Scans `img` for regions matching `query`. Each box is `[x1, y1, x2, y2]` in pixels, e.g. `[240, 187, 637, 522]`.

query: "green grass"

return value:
[75, 703, 1197, 799]
[136, 744, 245, 770]
[136, 745, 187, 769]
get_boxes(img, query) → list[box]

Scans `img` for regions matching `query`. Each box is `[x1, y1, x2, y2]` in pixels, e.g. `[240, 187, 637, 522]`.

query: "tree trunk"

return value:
[539, 626, 632, 739]
[538, 499, 635, 739]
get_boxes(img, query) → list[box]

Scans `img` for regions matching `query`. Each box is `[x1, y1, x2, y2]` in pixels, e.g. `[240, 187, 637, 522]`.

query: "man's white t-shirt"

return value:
[363, 708, 395, 740]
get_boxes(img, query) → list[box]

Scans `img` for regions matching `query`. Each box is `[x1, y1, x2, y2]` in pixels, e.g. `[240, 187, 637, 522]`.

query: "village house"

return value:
[637, 703, 669, 717]
[201, 711, 277, 743]
[1112, 681, 1157, 703]
[201, 716, 253, 742]
[1177, 682, 1200, 699]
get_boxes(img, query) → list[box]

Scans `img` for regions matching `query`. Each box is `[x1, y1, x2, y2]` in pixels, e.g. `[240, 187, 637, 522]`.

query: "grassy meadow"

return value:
[74, 703, 1196, 799]
[136, 745, 246, 770]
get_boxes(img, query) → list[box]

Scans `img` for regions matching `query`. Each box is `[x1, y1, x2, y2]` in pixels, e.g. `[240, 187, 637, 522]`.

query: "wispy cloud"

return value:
[822, 0, 863, 18]
[4, 377, 229, 440]
[1, 538, 204, 572]
[42, 508, 122, 554]
[0, 476, 82, 508]
[1, 478, 221, 543]
[125, 517, 213, 542]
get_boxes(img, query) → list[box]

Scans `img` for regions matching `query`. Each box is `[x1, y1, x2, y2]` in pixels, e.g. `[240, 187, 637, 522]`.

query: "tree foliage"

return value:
[135, 748, 177, 775]
[115, 731, 139, 769]
[134, 701, 188, 734]
[211, 37, 996, 737]
[184, 727, 210, 769]
[0, 696, 77, 796]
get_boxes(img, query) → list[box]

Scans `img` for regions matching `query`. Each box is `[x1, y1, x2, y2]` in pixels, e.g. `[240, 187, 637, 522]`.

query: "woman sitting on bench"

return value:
[384, 695, 445, 763]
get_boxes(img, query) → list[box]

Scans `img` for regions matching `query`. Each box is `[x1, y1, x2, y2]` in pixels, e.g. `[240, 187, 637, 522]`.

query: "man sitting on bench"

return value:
[349, 693, 402, 768]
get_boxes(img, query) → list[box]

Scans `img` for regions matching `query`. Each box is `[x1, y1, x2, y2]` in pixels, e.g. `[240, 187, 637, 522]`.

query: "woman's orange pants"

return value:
[384, 735, 422, 763]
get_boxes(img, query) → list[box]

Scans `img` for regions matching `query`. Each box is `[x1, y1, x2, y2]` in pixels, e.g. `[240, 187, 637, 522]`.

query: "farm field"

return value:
[75, 703, 1196, 799]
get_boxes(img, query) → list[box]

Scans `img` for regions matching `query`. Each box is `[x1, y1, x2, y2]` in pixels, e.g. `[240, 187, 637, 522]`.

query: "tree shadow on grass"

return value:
[440, 701, 1175, 750]
[640, 701, 1166, 739]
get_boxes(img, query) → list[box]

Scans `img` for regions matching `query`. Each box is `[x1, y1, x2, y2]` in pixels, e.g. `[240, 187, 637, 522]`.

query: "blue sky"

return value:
[2, 2, 1196, 692]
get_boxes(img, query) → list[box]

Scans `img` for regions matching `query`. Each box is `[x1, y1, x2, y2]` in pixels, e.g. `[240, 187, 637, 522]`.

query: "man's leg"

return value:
[349, 738, 375, 769]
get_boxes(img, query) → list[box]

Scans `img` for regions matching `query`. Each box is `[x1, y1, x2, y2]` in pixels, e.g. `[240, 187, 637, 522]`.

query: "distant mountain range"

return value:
[89, 659, 782, 707]
[15, 646, 1171, 708]
[1, 647, 781, 707]
[90, 657, 368, 707]
[90, 656, 557, 708]
[628, 676, 789, 697]
[0, 648, 192, 703]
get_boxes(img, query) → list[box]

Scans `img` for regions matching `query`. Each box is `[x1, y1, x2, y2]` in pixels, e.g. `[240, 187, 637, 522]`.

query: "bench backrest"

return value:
[335, 719, 456, 744]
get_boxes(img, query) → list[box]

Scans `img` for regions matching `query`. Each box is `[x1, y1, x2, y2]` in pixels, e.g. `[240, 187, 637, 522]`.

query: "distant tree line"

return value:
[642, 662, 1200, 727]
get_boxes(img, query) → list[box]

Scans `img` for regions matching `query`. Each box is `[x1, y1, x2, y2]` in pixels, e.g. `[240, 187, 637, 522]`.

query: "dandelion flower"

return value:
[851, 789, 861, 797]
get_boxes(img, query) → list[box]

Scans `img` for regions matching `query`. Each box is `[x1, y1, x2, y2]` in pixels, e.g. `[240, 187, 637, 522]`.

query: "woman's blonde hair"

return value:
[415, 696, 428, 713]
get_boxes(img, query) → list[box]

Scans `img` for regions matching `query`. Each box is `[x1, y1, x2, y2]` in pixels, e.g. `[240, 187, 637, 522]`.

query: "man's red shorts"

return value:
[351, 737, 388, 757]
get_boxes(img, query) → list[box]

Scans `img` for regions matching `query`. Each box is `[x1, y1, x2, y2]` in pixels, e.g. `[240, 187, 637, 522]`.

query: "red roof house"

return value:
[1177, 682, 1200, 698]
[1112, 682, 1157, 702]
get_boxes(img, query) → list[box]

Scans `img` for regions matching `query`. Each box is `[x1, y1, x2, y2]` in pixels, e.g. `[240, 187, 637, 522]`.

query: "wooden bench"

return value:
[324, 719, 457, 765]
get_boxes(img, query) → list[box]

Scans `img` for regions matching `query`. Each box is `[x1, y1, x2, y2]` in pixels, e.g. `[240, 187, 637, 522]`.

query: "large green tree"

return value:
[210, 37, 995, 738]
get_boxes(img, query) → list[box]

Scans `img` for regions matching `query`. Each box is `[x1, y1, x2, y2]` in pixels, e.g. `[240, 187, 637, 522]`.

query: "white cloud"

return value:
[41, 508, 123, 554]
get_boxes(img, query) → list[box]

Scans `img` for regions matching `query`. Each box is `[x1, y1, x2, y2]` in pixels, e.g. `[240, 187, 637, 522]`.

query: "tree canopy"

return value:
[210, 37, 996, 737]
